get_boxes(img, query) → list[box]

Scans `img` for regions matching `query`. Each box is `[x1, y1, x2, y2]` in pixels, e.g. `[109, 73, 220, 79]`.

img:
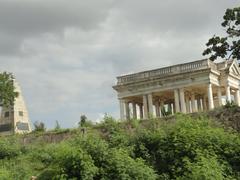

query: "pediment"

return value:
[229, 60, 240, 77]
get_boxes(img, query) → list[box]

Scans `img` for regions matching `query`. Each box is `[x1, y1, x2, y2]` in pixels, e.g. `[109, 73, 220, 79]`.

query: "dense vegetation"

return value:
[203, 6, 240, 61]
[0, 72, 18, 107]
[0, 109, 240, 179]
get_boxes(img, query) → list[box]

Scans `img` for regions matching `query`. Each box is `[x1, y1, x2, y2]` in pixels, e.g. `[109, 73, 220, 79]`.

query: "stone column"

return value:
[203, 95, 207, 111]
[174, 89, 180, 113]
[155, 100, 160, 117]
[234, 89, 240, 106]
[179, 88, 186, 113]
[167, 103, 171, 114]
[200, 98, 204, 111]
[160, 101, 164, 117]
[185, 98, 190, 113]
[208, 83, 214, 110]
[124, 101, 130, 120]
[119, 99, 125, 120]
[171, 103, 174, 115]
[191, 93, 196, 112]
[217, 87, 222, 107]
[143, 95, 148, 119]
[147, 93, 153, 116]
[132, 102, 137, 119]
[197, 98, 201, 111]
[226, 83, 231, 103]
[139, 104, 143, 119]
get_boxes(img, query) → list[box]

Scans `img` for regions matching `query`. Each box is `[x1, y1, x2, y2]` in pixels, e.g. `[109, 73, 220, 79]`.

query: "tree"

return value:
[54, 120, 61, 130]
[79, 115, 87, 127]
[203, 7, 240, 61]
[33, 121, 46, 132]
[0, 72, 18, 107]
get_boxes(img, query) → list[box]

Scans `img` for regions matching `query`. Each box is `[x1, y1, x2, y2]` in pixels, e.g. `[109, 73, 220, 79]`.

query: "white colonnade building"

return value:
[113, 59, 240, 120]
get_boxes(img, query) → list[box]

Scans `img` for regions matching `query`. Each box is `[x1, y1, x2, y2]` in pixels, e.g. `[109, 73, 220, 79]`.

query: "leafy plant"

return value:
[203, 7, 240, 60]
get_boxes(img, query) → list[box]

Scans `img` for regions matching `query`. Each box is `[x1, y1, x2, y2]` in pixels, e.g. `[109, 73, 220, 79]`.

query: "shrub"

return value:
[33, 121, 46, 132]
[52, 143, 98, 179]
[54, 120, 61, 131]
[103, 148, 157, 180]
[179, 152, 227, 180]
[0, 168, 11, 180]
[37, 168, 59, 180]
[70, 135, 157, 179]
[97, 114, 121, 136]
[132, 115, 240, 179]
[0, 137, 21, 159]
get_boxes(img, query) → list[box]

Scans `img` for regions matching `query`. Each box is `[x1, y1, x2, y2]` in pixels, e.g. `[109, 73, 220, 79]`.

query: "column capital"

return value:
[207, 82, 212, 86]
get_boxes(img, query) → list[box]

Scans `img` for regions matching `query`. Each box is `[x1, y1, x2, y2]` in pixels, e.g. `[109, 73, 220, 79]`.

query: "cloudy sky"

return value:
[0, 0, 238, 129]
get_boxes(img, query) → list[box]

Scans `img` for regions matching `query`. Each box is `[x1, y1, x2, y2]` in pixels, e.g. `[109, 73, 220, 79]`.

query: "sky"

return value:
[0, 0, 239, 129]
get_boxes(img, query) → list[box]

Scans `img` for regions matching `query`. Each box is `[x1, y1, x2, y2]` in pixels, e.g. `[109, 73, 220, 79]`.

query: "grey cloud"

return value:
[0, 32, 23, 55]
[0, 1, 238, 128]
[0, 0, 113, 55]
[0, 0, 112, 34]
[112, 0, 239, 36]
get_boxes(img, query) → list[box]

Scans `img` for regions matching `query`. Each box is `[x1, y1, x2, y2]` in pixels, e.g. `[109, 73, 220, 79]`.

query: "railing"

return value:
[208, 60, 218, 71]
[117, 59, 213, 85]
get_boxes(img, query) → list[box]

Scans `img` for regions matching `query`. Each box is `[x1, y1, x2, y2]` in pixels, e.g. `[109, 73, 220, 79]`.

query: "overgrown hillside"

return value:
[0, 106, 240, 180]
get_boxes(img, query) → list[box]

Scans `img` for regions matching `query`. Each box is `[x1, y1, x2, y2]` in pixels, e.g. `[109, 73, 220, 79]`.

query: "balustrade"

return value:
[117, 59, 214, 85]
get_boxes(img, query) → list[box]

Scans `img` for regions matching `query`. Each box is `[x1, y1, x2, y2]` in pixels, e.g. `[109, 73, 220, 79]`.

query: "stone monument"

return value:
[0, 80, 32, 135]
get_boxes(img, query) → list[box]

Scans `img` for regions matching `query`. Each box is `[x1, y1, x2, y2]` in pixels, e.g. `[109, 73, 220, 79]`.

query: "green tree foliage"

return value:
[0, 72, 18, 107]
[36, 136, 156, 180]
[0, 137, 21, 159]
[132, 115, 240, 179]
[0, 168, 11, 180]
[33, 121, 46, 132]
[53, 144, 98, 179]
[104, 148, 157, 180]
[0, 114, 239, 179]
[180, 152, 226, 180]
[203, 7, 240, 60]
[69, 136, 157, 180]
[54, 120, 61, 130]
[79, 115, 87, 127]
[79, 114, 93, 128]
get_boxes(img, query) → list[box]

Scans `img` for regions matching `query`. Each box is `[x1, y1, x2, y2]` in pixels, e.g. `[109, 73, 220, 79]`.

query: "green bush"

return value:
[0, 137, 21, 159]
[179, 152, 227, 180]
[0, 168, 11, 180]
[0, 112, 239, 179]
[70, 135, 157, 179]
[52, 143, 98, 179]
[103, 148, 157, 180]
[97, 114, 121, 135]
[132, 115, 240, 179]
[37, 168, 60, 180]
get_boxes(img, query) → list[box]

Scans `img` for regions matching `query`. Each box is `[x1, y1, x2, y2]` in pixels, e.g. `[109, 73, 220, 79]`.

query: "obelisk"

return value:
[0, 80, 31, 135]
